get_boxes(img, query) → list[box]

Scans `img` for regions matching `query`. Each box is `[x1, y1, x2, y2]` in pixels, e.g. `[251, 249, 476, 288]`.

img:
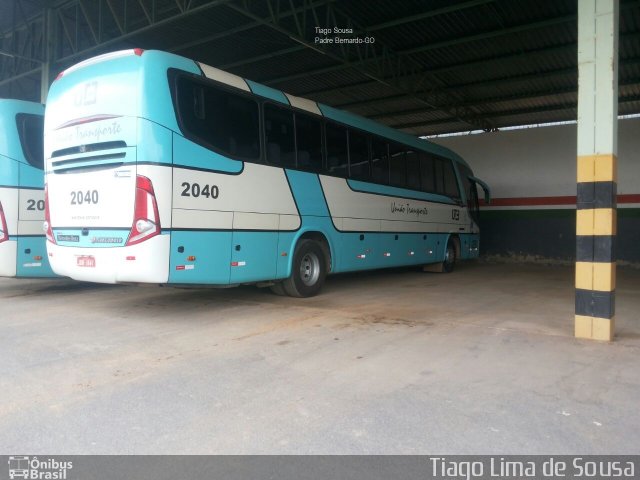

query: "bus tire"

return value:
[443, 238, 457, 273]
[283, 240, 327, 297]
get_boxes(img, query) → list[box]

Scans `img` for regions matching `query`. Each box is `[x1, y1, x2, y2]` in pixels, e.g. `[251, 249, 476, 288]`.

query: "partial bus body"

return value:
[44, 49, 489, 296]
[0, 99, 56, 278]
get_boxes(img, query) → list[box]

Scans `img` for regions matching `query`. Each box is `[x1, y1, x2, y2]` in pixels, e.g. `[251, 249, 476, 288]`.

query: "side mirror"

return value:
[469, 176, 491, 204]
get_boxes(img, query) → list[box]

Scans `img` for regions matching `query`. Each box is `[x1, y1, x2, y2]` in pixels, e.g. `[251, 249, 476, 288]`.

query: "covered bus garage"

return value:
[0, 0, 639, 455]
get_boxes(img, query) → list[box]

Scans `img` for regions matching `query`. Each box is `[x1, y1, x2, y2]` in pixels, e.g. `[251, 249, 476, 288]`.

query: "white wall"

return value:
[432, 118, 640, 199]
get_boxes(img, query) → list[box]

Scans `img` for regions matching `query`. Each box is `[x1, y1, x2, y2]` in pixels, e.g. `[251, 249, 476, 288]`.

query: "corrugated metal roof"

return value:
[1, 0, 639, 134]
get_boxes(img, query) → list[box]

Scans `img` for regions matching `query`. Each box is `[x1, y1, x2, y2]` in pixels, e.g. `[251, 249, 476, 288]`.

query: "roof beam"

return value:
[298, 40, 578, 99]
[0, 1, 45, 82]
[334, 54, 640, 110]
[367, 0, 497, 32]
[261, 13, 577, 87]
[226, 0, 494, 131]
[261, 0, 639, 88]
[391, 94, 640, 131]
[218, 0, 496, 70]
[367, 87, 579, 120]
[369, 78, 640, 121]
[53, 0, 233, 65]
[172, 0, 332, 57]
[0, 66, 41, 88]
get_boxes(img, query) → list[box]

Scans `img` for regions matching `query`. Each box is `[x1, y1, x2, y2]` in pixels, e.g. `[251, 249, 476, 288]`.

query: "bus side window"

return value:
[371, 138, 389, 184]
[419, 152, 436, 193]
[389, 143, 406, 188]
[295, 113, 323, 172]
[348, 130, 370, 181]
[176, 76, 260, 161]
[434, 158, 445, 195]
[406, 150, 420, 191]
[264, 103, 295, 168]
[17, 114, 44, 170]
[193, 85, 205, 120]
[326, 123, 348, 177]
[442, 159, 461, 200]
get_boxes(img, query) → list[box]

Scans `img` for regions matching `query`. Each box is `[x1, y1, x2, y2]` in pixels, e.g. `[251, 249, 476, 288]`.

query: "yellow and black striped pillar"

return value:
[575, 0, 619, 341]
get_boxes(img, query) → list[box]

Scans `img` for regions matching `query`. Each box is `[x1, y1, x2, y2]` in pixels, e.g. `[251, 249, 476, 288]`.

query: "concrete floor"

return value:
[0, 262, 639, 454]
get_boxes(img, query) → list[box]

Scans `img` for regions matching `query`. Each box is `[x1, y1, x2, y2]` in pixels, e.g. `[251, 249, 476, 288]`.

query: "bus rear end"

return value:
[0, 100, 54, 278]
[45, 50, 171, 283]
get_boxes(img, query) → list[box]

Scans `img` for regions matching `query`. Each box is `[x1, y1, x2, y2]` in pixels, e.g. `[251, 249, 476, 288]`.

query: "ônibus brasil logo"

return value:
[8, 456, 73, 480]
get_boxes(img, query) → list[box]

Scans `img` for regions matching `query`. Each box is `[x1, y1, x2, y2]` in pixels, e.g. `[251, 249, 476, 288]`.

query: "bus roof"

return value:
[190, 54, 469, 168]
[53, 49, 470, 169]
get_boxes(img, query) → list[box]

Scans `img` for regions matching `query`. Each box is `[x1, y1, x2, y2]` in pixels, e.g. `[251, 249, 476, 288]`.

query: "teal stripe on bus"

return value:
[284, 170, 330, 217]
[141, 50, 202, 133]
[16, 236, 55, 277]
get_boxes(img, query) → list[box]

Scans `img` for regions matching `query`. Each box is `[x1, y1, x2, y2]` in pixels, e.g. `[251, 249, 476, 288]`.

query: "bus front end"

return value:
[44, 50, 172, 284]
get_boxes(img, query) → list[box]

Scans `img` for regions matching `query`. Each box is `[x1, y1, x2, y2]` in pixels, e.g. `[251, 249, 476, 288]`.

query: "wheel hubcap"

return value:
[299, 252, 320, 286]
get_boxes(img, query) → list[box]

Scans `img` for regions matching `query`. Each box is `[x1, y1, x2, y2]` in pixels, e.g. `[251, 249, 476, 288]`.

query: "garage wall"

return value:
[432, 118, 640, 264]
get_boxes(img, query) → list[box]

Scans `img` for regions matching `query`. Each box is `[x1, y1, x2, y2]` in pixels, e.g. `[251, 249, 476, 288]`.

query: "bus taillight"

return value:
[0, 201, 8, 243]
[126, 175, 160, 246]
[43, 184, 56, 244]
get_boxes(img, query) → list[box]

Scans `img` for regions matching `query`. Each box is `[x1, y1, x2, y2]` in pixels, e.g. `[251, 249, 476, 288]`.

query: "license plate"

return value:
[77, 256, 96, 268]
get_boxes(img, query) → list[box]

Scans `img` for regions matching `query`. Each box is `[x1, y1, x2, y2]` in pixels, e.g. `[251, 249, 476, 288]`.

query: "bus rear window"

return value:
[16, 113, 44, 170]
[175, 76, 259, 160]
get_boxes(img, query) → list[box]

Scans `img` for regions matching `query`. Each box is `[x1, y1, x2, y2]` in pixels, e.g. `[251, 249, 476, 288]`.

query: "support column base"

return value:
[575, 315, 615, 341]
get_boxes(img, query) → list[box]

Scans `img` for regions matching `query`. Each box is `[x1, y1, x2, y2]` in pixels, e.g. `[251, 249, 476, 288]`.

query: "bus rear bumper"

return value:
[47, 234, 170, 284]
[0, 240, 17, 277]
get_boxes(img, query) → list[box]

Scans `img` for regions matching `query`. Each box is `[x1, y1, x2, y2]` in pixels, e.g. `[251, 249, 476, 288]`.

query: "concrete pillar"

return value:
[575, 0, 619, 341]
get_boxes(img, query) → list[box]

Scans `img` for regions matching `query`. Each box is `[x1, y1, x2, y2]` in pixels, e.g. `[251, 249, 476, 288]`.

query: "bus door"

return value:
[468, 175, 491, 223]
[467, 176, 490, 258]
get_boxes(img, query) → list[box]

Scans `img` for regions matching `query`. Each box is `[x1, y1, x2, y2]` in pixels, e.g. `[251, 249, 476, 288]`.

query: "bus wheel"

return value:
[283, 240, 327, 297]
[443, 239, 457, 273]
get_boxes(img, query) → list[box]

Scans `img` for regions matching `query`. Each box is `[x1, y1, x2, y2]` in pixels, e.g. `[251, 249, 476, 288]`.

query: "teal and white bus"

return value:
[0, 99, 56, 278]
[44, 49, 489, 297]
